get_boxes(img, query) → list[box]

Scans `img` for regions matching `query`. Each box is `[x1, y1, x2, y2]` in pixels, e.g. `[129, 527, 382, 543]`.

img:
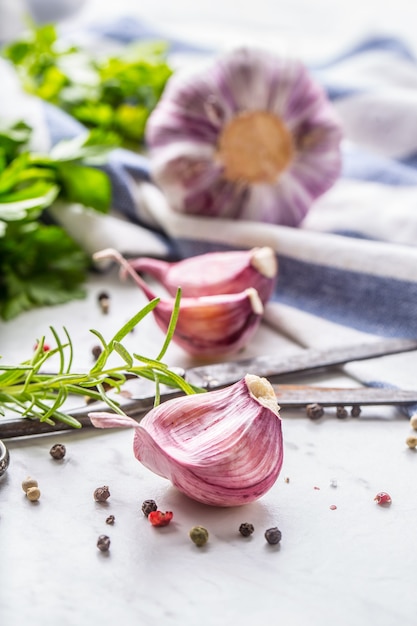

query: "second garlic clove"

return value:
[125, 246, 278, 305]
[94, 248, 264, 357]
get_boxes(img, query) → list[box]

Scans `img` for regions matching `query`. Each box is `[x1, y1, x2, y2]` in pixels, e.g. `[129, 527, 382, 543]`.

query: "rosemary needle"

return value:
[0, 292, 202, 429]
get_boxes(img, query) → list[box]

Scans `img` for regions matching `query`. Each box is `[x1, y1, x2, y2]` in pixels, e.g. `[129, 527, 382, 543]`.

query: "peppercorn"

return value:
[91, 345, 103, 360]
[94, 486, 110, 502]
[106, 515, 115, 525]
[336, 405, 348, 419]
[22, 476, 38, 493]
[306, 403, 324, 420]
[97, 535, 111, 552]
[97, 292, 110, 314]
[141, 499, 158, 517]
[351, 404, 361, 417]
[189, 526, 209, 546]
[264, 527, 282, 545]
[26, 486, 41, 501]
[410, 414, 417, 431]
[406, 435, 417, 449]
[49, 443, 66, 460]
[148, 510, 173, 527]
[374, 491, 392, 505]
[239, 522, 255, 537]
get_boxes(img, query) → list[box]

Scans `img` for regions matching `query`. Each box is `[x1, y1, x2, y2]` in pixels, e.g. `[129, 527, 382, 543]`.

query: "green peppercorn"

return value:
[141, 499, 158, 517]
[239, 522, 254, 537]
[265, 527, 282, 545]
[189, 526, 209, 547]
[97, 535, 111, 552]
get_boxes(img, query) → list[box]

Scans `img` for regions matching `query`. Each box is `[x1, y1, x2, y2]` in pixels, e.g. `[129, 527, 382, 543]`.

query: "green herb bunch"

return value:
[0, 292, 202, 433]
[0, 120, 116, 320]
[3, 21, 173, 149]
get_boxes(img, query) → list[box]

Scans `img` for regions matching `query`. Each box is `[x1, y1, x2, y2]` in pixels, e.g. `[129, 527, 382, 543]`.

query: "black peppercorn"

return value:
[94, 486, 110, 502]
[49, 443, 66, 460]
[97, 535, 111, 552]
[141, 499, 158, 517]
[351, 404, 361, 417]
[97, 292, 110, 314]
[106, 515, 115, 525]
[91, 345, 103, 360]
[336, 405, 348, 419]
[265, 527, 282, 545]
[306, 403, 324, 420]
[239, 522, 255, 537]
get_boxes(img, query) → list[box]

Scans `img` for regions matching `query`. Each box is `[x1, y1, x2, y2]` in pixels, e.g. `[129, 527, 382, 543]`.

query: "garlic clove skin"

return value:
[94, 248, 264, 357]
[126, 246, 278, 305]
[89, 374, 283, 507]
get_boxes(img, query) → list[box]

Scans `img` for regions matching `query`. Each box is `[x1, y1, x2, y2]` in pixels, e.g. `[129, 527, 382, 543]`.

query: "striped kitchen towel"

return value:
[1, 16, 417, 410]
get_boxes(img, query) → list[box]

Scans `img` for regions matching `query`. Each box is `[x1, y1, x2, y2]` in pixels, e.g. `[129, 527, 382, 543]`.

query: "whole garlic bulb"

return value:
[90, 374, 283, 507]
[146, 47, 343, 226]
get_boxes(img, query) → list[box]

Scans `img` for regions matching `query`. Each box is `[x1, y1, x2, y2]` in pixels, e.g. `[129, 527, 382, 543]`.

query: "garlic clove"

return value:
[94, 248, 264, 356]
[151, 287, 263, 356]
[89, 373, 283, 507]
[125, 246, 278, 305]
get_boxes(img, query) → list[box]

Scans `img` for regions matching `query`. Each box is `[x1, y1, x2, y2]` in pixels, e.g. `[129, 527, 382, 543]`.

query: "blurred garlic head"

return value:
[94, 248, 264, 357]
[126, 246, 278, 305]
[90, 374, 283, 507]
[146, 47, 343, 226]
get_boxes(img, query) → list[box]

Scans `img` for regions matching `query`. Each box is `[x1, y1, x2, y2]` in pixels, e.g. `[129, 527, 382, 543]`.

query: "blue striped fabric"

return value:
[3, 15, 417, 412]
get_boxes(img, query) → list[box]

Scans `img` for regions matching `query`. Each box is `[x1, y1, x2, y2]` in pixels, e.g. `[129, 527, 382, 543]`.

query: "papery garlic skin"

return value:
[127, 246, 278, 305]
[90, 374, 283, 507]
[146, 47, 343, 226]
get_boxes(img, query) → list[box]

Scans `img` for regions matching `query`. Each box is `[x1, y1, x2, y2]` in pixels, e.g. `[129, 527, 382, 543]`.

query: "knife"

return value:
[1, 336, 417, 439]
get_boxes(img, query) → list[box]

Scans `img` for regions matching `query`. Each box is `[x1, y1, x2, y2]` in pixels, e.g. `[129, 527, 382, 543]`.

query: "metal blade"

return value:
[184, 337, 417, 389]
[1, 337, 417, 439]
[2, 384, 417, 439]
[272, 385, 417, 408]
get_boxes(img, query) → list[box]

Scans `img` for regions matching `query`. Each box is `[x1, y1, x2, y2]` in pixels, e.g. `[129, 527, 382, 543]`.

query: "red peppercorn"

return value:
[34, 342, 50, 352]
[374, 491, 392, 506]
[148, 510, 173, 527]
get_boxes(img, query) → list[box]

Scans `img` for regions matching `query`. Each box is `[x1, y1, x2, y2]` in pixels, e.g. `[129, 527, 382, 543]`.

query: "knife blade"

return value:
[1, 336, 417, 439]
[1, 384, 417, 439]
[184, 337, 417, 389]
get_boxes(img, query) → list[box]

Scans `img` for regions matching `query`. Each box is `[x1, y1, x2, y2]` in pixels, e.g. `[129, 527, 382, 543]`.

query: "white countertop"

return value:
[2, 2, 417, 625]
[1, 270, 417, 626]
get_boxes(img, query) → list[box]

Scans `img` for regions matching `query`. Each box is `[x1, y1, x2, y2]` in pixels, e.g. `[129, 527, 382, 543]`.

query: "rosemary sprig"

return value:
[0, 291, 203, 429]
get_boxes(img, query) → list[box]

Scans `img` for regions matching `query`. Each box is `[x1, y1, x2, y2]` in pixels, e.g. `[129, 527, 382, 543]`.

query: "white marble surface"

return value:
[1, 392, 416, 626]
[1, 2, 417, 625]
[1, 271, 417, 626]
